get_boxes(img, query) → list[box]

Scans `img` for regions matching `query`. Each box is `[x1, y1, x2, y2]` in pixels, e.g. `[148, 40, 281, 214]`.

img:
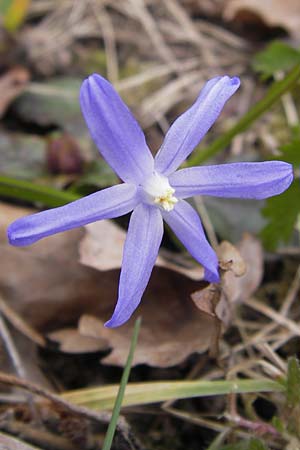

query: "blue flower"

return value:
[7, 74, 293, 327]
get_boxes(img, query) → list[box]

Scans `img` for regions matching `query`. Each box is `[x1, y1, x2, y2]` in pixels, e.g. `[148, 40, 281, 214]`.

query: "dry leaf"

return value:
[0, 67, 29, 118]
[191, 234, 264, 333]
[224, 0, 300, 39]
[217, 240, 246, 276]
[76, 263, 216, 367]
[80, 221, 205, 280]
[0, 202, 104, 330]
[222, 233, 263, 304]
[48, 328, 108, 353]
[0, 203, 216, 368]
[190, 285, 222, 356]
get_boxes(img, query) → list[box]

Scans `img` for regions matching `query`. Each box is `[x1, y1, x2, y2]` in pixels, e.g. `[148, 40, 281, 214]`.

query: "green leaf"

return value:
[220, 439, 268, 450]
[15, 79, 83, 131]
[0, 132, 45, 180]
[252, 41, 300, 79]
[261, 181, 300, 250]
[276, 138, 300, 168]
[248, 439, 268, 450]
[0, 0, 30, 31]
[205, 197, 265, 243]
[62, 378, 284, 411]
[272, 416, 286, 434]
[286, 357, 300, 407]
[76, 160, 118, 189]
[0, 175, 80, 207]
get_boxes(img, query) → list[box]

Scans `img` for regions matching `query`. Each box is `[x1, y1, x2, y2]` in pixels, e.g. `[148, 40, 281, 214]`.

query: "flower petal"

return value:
[80, 74, 154, 183]
[169, 161, 293, 199]
[162, 200, 219, 282]
[154, 76, 240, 175]
[105, 204, 163, 327]
[8, 183, 139, 246]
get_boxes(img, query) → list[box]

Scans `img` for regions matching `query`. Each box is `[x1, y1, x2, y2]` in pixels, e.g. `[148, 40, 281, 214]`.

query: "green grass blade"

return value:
[62, 378, 284, 411]
[188, 63, 300, 165]
[0, 175, 80, 207]
[102, 318, 141, 450]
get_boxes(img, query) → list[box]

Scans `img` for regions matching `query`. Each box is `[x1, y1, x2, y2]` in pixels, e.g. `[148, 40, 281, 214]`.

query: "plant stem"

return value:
[102, 318, 141, 450]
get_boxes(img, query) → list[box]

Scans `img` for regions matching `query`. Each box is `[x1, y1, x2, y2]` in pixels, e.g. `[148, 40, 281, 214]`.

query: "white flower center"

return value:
[142, 171, 178, 212]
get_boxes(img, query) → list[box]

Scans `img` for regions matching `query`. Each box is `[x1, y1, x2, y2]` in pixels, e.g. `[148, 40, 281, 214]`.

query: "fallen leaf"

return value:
[222, 233, 263, 304]
[0, 202, 103, 330]
[217, 240, 246, 276]
[0, 67, 29, 118]
[48, 328, 108, 354]
[190, 285, 222, 356]
[0, 203, 215, 367]
[191, 234, 264, 333]
[223, 0, 300, 39]
[79, 221, 205, 280]
[76, 263, 215, 367]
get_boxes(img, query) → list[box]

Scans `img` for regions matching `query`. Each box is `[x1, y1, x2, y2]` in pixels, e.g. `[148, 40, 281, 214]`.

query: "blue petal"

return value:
[80, 74, 154, 183]
[154, 76, 240, 175]
[162, 200, 219, 283]
[169, 161, 293, 199]
[105, 204, 163, 327]
[8, 183, 139, 246]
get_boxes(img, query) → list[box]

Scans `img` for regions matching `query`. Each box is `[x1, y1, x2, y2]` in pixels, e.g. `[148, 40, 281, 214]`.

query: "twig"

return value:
[243, 297, 300, 337]
[91, 0, 119, 82]
[275, 71, 299, 128]
[280, 264, 300, 316]
[225, 412, 281, 438]
[0, 419, 77, 450]
[193, 197, 218, 250]
[163, 0, 217, 66]
[0, 316, 26, 379]
[0, 371, 110, 424]
[122, 0, 178, 70]
[0, 295, 46, 348]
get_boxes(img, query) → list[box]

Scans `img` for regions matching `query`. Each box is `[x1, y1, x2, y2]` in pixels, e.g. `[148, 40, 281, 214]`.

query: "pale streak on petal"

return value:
[169, 161, 293, 199]
[155, 76, 240, 175]
[80, 74, 154, 183]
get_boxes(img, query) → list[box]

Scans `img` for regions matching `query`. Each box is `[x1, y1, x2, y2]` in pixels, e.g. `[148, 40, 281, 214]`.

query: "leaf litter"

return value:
[1, 0, 300, 449]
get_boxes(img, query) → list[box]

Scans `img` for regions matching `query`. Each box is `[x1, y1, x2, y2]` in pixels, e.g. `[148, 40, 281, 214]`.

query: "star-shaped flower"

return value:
[7, 74, 293, 327]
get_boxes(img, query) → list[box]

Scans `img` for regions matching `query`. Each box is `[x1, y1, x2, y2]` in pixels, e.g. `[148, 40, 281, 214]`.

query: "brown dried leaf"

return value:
[222, 233, 263, 304]
[48, 328, 108, 354]
[217, 240, 246, 276]
[191, 234, 264, 333]
[76, 262, 215, 367]
[190, 285, 222, 356]
[0, 203, 215, 368]
[0, 203, 103, 330]
[79, 221, 205, 280]
[0, 67, 30, 118]
[224, 0, 300, 39]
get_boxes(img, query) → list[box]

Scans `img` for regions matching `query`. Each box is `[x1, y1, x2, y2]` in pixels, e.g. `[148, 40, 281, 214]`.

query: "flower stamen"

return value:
[142, 171, 178, 211]
[154, 188, 178, 211]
